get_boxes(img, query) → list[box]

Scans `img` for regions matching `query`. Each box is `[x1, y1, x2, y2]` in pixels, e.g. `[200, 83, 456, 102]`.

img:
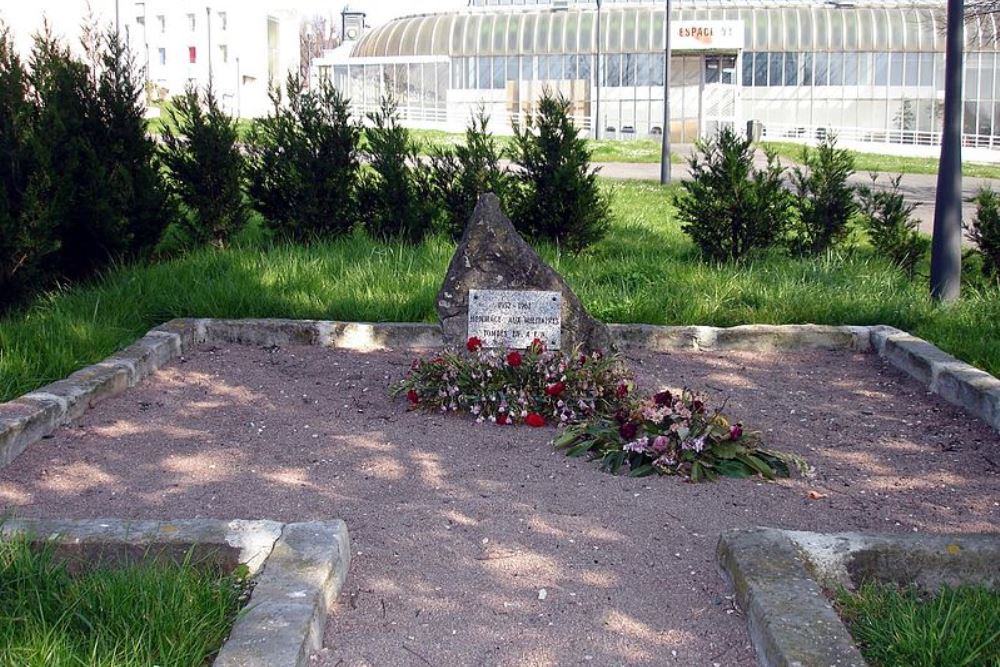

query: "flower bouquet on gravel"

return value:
[391, 337, 631, 427]
[394, 337, 803, 483]
[553, 389, 801, 482]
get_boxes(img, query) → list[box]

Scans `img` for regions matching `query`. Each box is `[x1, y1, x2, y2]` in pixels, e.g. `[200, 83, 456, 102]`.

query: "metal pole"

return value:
[207, 6, 213, 90]
[659, 0, 672, 184]
[930, 0, 963, 302]
[236, 56, 241, 117]
[595, 0, 602, 140]
[115, 0, 120, 34]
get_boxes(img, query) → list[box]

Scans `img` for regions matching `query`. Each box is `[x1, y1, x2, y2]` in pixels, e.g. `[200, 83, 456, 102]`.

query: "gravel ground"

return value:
[1, 343, 997, 667]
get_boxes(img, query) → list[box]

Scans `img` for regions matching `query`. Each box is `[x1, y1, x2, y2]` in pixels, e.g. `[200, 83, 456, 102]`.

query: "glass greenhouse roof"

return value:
[351, 1, 1000, 58]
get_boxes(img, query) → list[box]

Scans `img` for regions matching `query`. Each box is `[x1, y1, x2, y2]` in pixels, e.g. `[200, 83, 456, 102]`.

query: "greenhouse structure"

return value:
[313, 0, 1000, 150]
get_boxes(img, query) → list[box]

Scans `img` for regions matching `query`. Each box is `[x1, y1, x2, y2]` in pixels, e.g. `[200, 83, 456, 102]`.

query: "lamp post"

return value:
[930, 0, 963, 301]
[659, 0, 672, 184]
[207, 6, 213, 90]
[595, 0, 602, 140]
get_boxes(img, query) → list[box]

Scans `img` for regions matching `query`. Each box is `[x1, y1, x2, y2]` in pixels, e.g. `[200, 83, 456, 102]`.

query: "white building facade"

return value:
[129, 0, 300, 117]
[313, 0, 1000, 154]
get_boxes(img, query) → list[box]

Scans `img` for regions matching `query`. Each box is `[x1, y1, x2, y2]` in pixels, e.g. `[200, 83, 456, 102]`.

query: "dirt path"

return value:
[1, 344, 996, 666]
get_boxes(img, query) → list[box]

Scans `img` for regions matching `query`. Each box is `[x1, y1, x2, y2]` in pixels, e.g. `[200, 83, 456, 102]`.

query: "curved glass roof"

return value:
[352, 1, 999, 58]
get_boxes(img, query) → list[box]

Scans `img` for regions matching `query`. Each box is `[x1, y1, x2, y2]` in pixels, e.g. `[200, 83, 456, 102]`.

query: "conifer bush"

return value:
[509, 91, 609, 253]
[788, 134, 856, 255]
[676, 127, 792, 262]
[247, 74, 361, 241]
[0, 27, 52, 312]
[358, 96, 437, 243]
[430, 109, 512, 239]
[966, 187, 1000, 281]
[856, 174, 928, 278]
[159, 86, 247, 248]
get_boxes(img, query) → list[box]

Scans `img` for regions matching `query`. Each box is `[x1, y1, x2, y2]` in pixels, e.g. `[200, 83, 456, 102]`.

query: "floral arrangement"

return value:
[553, 389, 797, 482]
[394, 337, 801, 482]
[391, 337, 631, 427]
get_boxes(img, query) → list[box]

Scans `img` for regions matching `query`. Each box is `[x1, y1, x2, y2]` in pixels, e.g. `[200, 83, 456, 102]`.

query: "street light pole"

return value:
[595, 0, 602, 140]
[930, 0, 963, 301]
[659, 0, 672, 184]
[207, 6, 213, 90]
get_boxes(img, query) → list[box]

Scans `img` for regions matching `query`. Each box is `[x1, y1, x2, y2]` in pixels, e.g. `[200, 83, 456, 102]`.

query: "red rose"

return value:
[579, 354, 588, 365]
[653, 390, 672, 406]
[466, 336, 483, 352]
[530, 338, 544, 354]
[615, 383, 629, 399]
[692, 399, 705, 414]
[730, 423, 743, 440]
[525, 413, 545, 427]
[406, 389, 419, 404]
[496, 413, 509, 425]
[544, 382, 565, 396]
[506, 351, 522, 367]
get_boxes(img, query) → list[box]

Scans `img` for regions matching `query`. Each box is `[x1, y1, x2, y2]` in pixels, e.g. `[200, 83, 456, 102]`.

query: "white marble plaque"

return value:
[468, 289, 562, 349]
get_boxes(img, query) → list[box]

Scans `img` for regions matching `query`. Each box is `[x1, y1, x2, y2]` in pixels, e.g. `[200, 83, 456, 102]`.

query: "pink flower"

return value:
[466, 336, 483, 352]
[730, 423, 743, 440]
[651, 435, 670, 453]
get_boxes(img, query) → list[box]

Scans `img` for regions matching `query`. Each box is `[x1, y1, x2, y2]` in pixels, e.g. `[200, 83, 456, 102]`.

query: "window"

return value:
[158, 47, 166, 65]
[768, 52, 783, 86]
[874, 52, 889, 85]
[801, 53, 813, 85]
[219, 44, 228, 64]
[187, 13, 196, 31]
[754, 52, 768, 86]
[622, 53, 636, 86]
[742, 52, 754, 86]
[784, 52, 798, 86]
[188, 46, 197, 64]
[814, 52, 829, 86]
[843, 53, 858, 85]
[157, 15, 165, 33]
[218, 11, 227, 30]
[828, 53, 843, 85]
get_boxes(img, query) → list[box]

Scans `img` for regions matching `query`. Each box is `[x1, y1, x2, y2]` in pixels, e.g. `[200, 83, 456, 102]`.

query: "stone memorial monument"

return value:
[436, 193, 614, 353]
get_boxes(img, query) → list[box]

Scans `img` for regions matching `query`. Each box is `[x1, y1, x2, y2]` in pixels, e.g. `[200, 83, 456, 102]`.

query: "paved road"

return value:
[593, 152, 1000, 236]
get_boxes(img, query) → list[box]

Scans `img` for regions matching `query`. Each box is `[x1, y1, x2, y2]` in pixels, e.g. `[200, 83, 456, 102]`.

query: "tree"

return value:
[247, 73, 361, 241]
[788, 134, 856, 255]
[299, 15, 339, 85]
[358, 96, 437, 243]
[509, 91, 609, 253]
[430, 108, 512, 239]
[159, 86, 247, 247]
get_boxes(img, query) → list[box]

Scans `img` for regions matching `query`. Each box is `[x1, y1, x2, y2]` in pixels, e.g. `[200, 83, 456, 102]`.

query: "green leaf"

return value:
[566, 441, 595, 458]
[691, 461, 705, 483]
[737, 454, 775, 480]
[552, 429, 580, 449]
[715, 459, 752, 478]
[629, 463, 655, 477]
[711, 441, 741, 459]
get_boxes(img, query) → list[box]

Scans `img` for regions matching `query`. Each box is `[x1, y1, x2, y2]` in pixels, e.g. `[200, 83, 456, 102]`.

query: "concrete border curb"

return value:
[718, 528, 1000, 667]
[716, 527, 868, 667]
[2, 318, 998, 471]
[1, 517, 351, 667]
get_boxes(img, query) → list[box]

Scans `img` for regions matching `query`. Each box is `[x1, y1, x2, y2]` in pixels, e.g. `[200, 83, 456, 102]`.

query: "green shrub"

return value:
[856, 174, 928, 278]
[677, 127, 792, 262]
[430, 108, 512, 239]
[789, 134, 856, 255]
[0, 26, 54, 312]
[358, 96, 437, 243]
[96, 29, 174, 256]
[966, 187, 1000, 281]
[24, 31, 125, 280]
[247, 74, 360, 241]
[159, 86, 247, 248]
[509, 91, 609, 253]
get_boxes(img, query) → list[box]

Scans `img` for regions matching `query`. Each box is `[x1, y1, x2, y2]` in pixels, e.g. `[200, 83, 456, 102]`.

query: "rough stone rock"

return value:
[436, 193, 614, 353]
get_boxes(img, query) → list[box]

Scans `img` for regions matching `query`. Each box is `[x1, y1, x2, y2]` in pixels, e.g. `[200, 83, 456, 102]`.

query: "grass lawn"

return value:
[836, 583, 1000, 667]
[0, 533, 245, 666]
[763, 140, 1000, 180]
[1, 179, 999, 402]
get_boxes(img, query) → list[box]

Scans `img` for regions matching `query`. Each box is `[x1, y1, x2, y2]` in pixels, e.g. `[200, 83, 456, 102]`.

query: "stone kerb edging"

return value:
[717, 528, 1000, 667]
[1, 318, 998, 472]
[1, 517, 351, 667]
